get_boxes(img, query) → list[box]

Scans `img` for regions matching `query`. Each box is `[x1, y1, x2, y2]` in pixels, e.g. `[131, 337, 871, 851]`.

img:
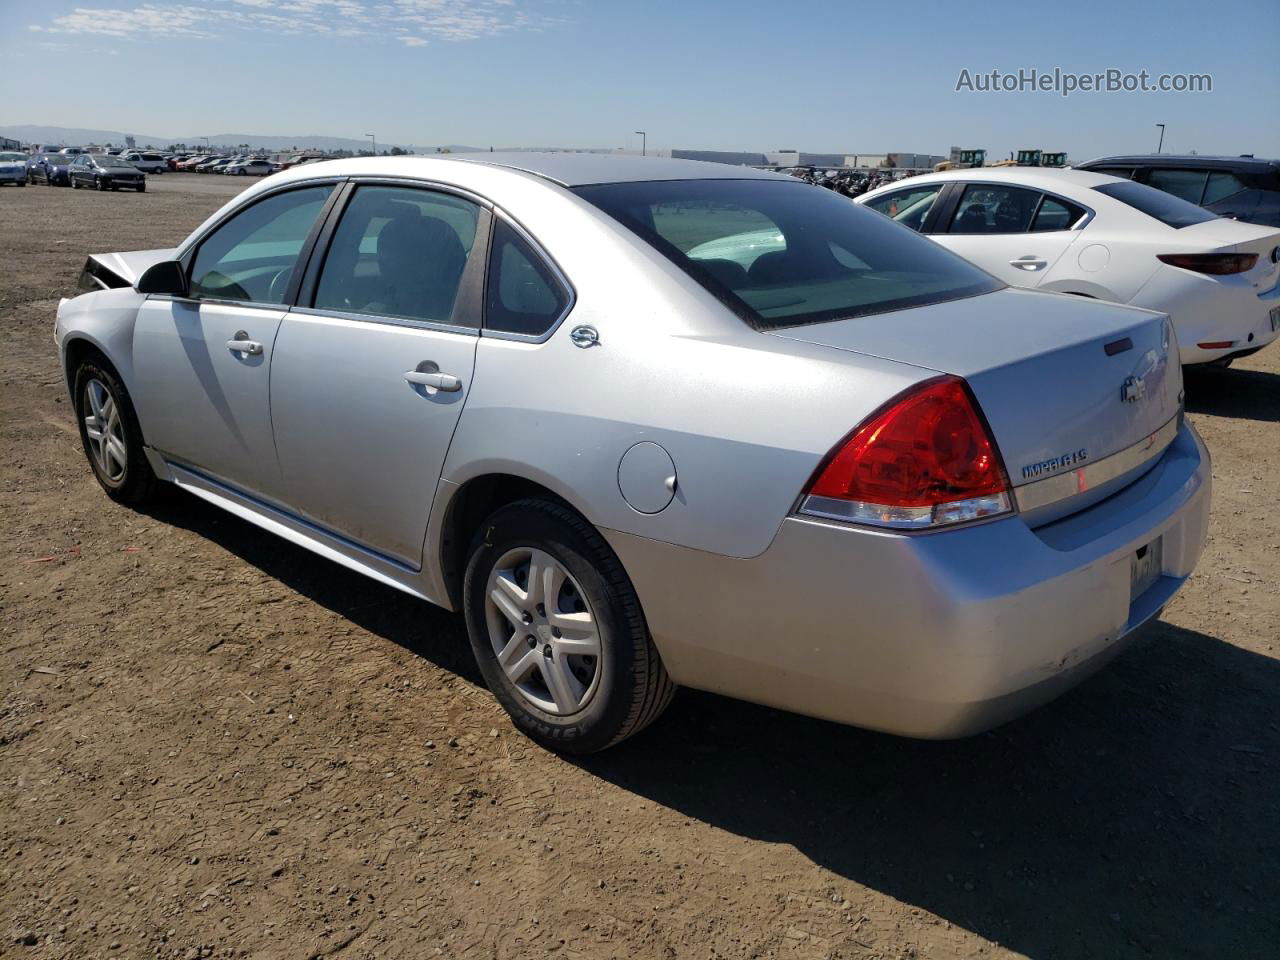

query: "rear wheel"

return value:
[137, 183, 146, 193]
[72, 357, 158, 505]
[96, 177, 107, 191]
[463, 498, 674, 753]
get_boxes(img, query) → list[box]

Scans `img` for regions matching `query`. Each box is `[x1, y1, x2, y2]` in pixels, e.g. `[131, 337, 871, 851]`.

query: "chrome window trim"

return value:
[285, 304, 481, 338]
[480, 208, 578, 345]
[1013, 413, 1180, 513]
[943, 180, 1096, 232]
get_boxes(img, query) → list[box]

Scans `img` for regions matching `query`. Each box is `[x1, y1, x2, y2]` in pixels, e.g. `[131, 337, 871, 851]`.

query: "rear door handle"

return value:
[404, 369, 462, 392]
[226, 332, 263, 355]
[1009, 256, 1049, 271]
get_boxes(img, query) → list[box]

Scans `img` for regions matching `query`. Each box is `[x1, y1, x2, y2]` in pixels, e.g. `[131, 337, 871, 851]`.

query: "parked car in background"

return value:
[196, 156, 233, 173]
[27, 152, 73, 186]
[223, 157, 274, 176]
[57, 153, 1209, 752]
[69, 154, 146, 192]
[178, 155, 211, 171]
[59, 147, 86, 157]
[858, 168, 1280, 367]
[120, 152, 167, 174]
[0, 151, 29, 186]
[1075, 155, 1280, 228]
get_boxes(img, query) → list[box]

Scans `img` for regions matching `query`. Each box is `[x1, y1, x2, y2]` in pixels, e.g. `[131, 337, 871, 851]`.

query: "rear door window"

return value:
[1202, 171, 1248, 205]
[946, 185, 1041, 234]
[1146, 168, 1209, 204]
[313, 185, 479, 325]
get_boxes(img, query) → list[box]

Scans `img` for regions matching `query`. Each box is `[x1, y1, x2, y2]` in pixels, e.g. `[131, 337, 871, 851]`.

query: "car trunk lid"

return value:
[768, 287, 1181, 521]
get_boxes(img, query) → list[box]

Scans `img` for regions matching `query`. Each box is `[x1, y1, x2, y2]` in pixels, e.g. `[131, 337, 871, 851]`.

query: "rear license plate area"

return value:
[1130, 539, 1163, 602]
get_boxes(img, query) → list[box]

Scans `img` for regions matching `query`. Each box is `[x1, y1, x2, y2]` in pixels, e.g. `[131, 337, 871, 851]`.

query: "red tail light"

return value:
[801, 376, 1012, 530]
[1157, 252, 1257, 275]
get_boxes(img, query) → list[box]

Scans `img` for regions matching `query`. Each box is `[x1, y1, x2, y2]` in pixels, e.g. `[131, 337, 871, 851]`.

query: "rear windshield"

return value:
[574, 178, 1002, 329]
[1092, 179, 1217, 228]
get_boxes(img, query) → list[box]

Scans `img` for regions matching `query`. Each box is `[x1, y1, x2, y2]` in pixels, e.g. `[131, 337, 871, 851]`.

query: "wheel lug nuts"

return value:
[542, 644, 553, 658]
[536, 603, 546, 617]
[521, 611, 532, 624]
[551, 627, 562, 638]
[526, 635, 536, 648]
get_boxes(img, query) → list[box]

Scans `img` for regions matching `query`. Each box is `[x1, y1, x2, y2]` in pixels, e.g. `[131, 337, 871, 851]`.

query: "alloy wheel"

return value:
[484, 547, 602, 715]
[82, 378, 127, 483]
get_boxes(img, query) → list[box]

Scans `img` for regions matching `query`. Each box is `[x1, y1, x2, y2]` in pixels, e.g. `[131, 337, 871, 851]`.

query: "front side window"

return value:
[485, 219, 570, 336]
[863, 185, 944, 232]
[947, 185, 1041, 234]
[189, 185, 333, 303]
[575, 178, 1001, 330]
[1146, 168, 1209, 204]
[313, 185, 479, 325]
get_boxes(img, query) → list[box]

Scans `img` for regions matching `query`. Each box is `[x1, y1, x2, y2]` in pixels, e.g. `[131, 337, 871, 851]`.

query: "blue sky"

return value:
[4, 0, 1278, 159]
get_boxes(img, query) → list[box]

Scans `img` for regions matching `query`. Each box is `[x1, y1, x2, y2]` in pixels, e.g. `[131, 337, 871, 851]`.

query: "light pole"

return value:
[201, 136, 210, 150]
[366, 133, 376, 156]
[635, 130, 646, 156]
[1155, 123, 1165, 153]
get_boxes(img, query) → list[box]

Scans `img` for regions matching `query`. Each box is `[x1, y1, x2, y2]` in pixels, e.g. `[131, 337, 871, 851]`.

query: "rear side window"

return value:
[575, 178, 1001, 330]
[863, 185, 943, 231]
[947, 185, 1040, 234]
[189, 186, 333, 303]
[1093, 180, 1218, 228]
[1203, 171, 1248, 205]
[1087, 167, 1137, 180]
[313, 185, 479, 325]
[1146, 168, 1208, 204]
[485, 219, 570, 337]
[1031, 196, 1087, 232]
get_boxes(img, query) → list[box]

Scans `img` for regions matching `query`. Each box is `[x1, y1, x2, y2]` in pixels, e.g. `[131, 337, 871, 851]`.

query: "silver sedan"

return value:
[56, 154, 1210, 752]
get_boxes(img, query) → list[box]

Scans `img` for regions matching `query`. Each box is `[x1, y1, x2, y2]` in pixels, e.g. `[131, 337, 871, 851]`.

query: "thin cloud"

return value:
[29, 0, 565, 46]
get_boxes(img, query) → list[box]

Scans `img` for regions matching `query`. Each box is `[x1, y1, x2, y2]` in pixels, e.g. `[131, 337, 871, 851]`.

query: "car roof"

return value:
[869, 166, 1122, 192]
[1077, 154, 1279, 172]
[444, 151, 788, 186]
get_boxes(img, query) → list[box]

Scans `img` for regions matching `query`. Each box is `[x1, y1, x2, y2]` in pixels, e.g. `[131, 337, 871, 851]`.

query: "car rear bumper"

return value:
[605, 421, 1210, 738]
[1135, 265, 1280, 364]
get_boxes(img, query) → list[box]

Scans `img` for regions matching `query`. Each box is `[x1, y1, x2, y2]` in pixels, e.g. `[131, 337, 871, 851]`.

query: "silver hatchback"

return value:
[57, 154, 1209, 752]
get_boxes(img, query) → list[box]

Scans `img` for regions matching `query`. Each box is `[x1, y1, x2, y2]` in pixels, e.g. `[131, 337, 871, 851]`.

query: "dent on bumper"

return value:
[605, 423, 1211, 739]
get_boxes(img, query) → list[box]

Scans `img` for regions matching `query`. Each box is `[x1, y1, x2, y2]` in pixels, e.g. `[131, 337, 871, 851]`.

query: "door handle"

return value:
[404, 369, 462, 392]
[226, 331, 263, 355]
[1009, 256, 1049, 271]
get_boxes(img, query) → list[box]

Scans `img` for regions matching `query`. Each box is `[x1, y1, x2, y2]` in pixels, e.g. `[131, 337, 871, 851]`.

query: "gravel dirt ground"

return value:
[1, 175, 1277, 960]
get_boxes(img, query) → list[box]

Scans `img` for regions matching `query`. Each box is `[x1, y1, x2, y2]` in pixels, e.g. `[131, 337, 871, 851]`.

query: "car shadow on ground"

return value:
[145, 493, 1277, 959]
[1184, 365, 1280, 423]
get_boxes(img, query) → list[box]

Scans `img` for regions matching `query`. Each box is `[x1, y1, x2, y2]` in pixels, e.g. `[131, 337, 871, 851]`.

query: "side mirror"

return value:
[136, 260, 188, 297]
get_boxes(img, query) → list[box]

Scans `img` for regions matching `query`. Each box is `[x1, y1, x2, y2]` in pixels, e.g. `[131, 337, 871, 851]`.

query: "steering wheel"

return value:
[267, 266, 293, 304]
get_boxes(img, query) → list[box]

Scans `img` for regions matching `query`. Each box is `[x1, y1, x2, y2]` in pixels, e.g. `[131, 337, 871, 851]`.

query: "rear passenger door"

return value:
[268, 183, 489, 569]
[929, 183, 1085, 288]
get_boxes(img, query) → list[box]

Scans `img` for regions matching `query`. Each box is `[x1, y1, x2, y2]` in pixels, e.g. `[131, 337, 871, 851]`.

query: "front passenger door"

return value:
[269, 184, 487, 568]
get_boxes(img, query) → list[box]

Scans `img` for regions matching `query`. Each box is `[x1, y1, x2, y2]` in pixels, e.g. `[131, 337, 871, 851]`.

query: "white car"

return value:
[857, 168, 1280, 366]
[120, 152, 168, 174]
[223, 158, 274, 177]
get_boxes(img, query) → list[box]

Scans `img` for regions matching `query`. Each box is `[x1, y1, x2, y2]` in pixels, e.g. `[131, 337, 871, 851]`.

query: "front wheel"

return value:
[463, 498, 675, 754]
[71, 178, 80, 189]
[137, 183, 146, 193]
[96, 177, 107, 191]
[72, 357, 158, 505]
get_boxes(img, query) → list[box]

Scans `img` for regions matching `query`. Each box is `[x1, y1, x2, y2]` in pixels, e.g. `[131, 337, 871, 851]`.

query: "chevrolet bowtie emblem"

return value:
[1121, 375, 1146, 404]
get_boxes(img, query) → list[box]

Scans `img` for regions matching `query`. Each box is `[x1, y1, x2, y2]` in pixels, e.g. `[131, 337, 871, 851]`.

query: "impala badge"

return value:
[1121, 374, 1146, 404]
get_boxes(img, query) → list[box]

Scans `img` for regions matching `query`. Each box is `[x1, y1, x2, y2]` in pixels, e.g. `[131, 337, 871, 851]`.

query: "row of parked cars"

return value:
[53, 150, 1277, 752]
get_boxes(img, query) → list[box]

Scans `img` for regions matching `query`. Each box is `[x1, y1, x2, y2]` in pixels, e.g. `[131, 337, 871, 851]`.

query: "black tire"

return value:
[137, 183, 146, 193]
[72, 356, 159, 505]
[72, 178, 80, 189]
[96, 177, 107, 191]
[463, 498, 675, 754]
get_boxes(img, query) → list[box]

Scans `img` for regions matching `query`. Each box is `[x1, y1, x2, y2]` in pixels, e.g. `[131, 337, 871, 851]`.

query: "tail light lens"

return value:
[1157, 252, 1257, 275]
[800, 376, 1012, 530]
